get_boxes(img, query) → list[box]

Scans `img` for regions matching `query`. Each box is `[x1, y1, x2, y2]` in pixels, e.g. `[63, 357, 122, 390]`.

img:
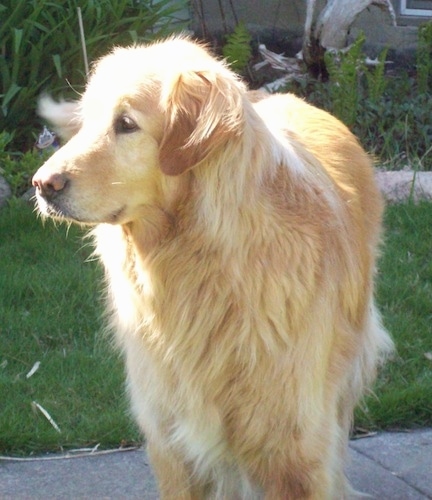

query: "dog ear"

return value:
[159, 71, 243, 176]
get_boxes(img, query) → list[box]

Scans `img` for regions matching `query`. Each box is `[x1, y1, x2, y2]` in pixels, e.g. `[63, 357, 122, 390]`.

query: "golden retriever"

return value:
[33, 37, 393, 499]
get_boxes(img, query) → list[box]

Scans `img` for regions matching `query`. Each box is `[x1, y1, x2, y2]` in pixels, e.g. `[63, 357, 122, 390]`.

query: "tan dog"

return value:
[33, 37, 393, 499]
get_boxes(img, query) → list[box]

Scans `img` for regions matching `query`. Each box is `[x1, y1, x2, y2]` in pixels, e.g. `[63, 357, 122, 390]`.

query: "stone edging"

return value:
[375, 170, 432, 203]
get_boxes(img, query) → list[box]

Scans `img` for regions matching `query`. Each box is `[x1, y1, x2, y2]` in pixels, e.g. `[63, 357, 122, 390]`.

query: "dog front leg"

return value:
[147, 441, 207, 500]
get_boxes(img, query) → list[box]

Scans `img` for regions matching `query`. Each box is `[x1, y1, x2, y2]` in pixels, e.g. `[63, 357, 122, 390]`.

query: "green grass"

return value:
[356, 201, 432, 429]
[0, 200, 140, 455]
[0, 199, 431, 455]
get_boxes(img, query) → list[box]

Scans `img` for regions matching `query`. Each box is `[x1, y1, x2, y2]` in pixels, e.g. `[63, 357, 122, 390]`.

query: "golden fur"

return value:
[33, 37, 393, 499]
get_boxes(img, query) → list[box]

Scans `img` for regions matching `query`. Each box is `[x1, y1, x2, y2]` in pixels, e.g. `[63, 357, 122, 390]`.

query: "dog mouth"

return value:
[35, 194, 74, 221]
[35, 193, 126, 225]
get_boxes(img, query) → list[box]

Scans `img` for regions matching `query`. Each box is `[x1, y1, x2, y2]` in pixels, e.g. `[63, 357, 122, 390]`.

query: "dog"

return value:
[33, 37, 393, 499]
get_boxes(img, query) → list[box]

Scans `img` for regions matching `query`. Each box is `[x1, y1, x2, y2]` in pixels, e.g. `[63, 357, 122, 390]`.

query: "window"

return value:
[401, 0, 432, 16]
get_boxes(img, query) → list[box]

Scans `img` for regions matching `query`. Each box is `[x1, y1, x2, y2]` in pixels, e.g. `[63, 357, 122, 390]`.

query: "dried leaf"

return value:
[26, 361, 40, 379]
[32, 401, 61, 433]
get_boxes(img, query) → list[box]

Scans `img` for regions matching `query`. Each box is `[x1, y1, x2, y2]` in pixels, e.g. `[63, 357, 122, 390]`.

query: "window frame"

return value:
[400, 0, 432, 16]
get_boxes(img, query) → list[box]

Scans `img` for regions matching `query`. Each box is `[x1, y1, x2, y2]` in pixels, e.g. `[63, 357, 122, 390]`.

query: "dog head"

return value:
[33, 37, 245, 225]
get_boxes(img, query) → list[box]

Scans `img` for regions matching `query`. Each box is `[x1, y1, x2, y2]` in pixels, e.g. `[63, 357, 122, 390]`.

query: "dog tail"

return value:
[37, 94, 81, 141]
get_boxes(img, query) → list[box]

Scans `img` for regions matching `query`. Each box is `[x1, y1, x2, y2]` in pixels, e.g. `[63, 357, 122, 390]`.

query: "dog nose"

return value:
[33, 171, 68, 200]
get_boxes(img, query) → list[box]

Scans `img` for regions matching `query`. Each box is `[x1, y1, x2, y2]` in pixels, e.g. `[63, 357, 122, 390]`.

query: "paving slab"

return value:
[348, 446, 428, 499]
[0, 430, 431, 499]
[0, 449, 158, 499]
[349, 429, 432, 499]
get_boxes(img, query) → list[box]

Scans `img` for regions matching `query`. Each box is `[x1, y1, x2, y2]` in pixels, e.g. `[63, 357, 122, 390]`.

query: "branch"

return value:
[316, 0, 396, 50]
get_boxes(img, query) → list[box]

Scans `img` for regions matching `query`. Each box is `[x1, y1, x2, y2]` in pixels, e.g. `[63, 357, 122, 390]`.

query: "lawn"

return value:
[0, 200, 140, 455]
[0, 199, 431, 455]
[355, 201, 432, 429]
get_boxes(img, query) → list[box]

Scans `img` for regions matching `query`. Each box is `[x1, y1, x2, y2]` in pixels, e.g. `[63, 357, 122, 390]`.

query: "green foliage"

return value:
[324, 33, 388, 129]
[0, 150, 49, 197]
[0, 0, 186, 153]
[0, 131, 51, 197]
[365, 46, 389, 104]
[417, 21, 432, 94]
[222, 22, 252, 74]
[0, 130, 14, 159]
[285, 31, 432, 170]
[324, 33, 366, 128]
[360, 77, 432, 169]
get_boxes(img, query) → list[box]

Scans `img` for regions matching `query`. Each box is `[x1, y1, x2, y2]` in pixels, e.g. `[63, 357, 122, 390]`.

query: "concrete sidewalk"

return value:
[1, 429, 431, 499]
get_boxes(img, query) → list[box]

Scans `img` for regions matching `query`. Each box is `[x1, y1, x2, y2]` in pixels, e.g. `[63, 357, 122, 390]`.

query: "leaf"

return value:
[32, 401, 61, 433]
[1, 83, 22, 116]
[52, 54, 62, 79]
[128, 30, 138, 43]
[26, 361, 41, 379]
[13, 28, 24, 55]
[222, 22, 252, 74]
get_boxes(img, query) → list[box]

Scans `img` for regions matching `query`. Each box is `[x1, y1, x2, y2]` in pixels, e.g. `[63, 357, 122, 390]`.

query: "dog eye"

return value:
[114, 115, 139, 134]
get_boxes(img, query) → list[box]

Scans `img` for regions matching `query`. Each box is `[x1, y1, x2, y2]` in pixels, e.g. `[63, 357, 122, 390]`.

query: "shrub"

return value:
[417, 21, 432, 94]
[0, 131, 51, 197]
[0, 0, 186, 153]
[324, 33, 366, 129]
[284, 29, 432, 170]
